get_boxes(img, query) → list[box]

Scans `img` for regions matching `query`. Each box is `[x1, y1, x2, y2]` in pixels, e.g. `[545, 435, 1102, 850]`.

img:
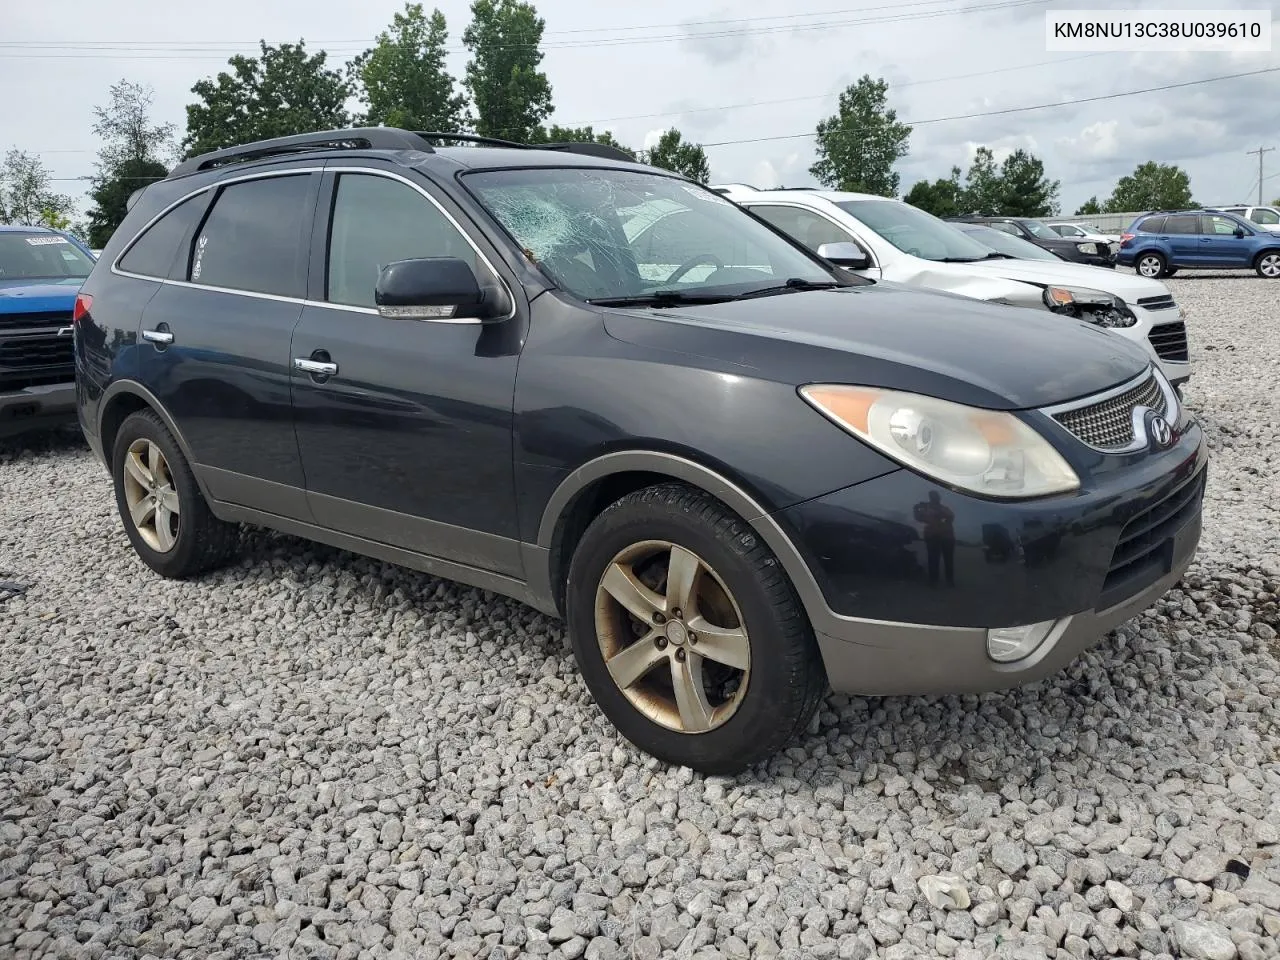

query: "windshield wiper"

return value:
[587, 290, 737, 308]
[734, 278, 842, 299]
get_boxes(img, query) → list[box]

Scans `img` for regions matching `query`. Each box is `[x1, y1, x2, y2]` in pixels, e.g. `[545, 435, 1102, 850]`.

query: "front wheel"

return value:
[1255, 251, 1280, 279]
[1136, 253, 1167, 278]
[566, 484, 826, 774]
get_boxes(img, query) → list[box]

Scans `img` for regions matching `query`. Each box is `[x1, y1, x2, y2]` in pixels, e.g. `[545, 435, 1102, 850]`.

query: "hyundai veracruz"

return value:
[74, 129, 1206, 773]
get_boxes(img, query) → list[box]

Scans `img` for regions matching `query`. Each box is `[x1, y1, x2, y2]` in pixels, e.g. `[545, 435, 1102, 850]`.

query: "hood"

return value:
[0, 277, 82, 314]
[963, 258, 1169, 300]
[602, 282, 1151, 411]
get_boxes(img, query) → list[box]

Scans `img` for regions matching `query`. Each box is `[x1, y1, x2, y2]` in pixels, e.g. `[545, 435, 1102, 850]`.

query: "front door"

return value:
[290, 168, 524, 575]
[1200, 214, 1253, 267]
[139, 172, 319, 518]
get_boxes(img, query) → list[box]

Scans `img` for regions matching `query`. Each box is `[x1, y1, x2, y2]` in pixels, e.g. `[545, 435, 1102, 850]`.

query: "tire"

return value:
[1135, 252, 1167, 278]
[1255, 251, 1280, 279]
[111, 409, 239, 578]
[566, 483, 826, 774]
[1164, 267, 1178, 277]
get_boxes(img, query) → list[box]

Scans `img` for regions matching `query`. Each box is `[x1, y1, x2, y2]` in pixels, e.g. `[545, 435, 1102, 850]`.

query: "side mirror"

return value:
[374, 257, 495, 321]
[816, 241, 871, 270]
[1234, 227, 1246, 238]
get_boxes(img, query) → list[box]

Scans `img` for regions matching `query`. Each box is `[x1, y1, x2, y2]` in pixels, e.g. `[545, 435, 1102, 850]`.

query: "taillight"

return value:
[1120, 233, 1135, 244]
[73, 292, 93, 324]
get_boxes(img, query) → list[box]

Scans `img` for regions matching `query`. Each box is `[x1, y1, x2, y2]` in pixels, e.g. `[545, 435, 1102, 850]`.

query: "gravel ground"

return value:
[2, 273, 1279, 960]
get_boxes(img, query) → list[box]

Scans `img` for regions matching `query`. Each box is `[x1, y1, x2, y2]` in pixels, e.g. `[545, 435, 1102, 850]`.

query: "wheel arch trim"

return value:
[533, 449, 887, 638]
[97, 380, 216, 503]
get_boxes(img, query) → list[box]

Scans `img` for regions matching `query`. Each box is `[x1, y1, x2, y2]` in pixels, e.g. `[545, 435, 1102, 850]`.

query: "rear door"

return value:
[1161, 214, 1204, 265]
[137, 170, 319, 518]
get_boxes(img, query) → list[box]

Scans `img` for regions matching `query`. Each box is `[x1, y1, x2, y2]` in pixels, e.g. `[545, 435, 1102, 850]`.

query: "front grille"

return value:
[0, 335, 74, 370]
[1101, 471, 1204, 607]
[1052, 374, 1168, 450]
[0, 309, 72, 331]
[1136, 294, 1177, 310]
[1148, 321, 1189, 362]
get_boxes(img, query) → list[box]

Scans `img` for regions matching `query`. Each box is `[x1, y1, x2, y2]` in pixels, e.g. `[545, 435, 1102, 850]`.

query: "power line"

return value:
[701, 65, 1280, 147]
[0, 0, 1052, 57]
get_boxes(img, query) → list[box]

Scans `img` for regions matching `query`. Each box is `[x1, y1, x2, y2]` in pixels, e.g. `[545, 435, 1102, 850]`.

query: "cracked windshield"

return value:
[465, 168, 838, 303]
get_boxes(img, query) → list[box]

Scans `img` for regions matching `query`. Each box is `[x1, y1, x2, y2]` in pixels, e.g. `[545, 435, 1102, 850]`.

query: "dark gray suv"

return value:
[74, 128, 1205, 773]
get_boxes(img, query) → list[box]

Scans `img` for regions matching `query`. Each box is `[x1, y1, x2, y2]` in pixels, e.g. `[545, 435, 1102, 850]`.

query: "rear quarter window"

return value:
[1138, 216, 1166, 233]
[117, 194, 209, 279]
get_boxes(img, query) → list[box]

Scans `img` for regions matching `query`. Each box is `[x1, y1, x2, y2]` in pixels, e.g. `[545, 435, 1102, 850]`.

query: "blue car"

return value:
[1118, 209, 1280, 279]
[0, 226, 96, 439]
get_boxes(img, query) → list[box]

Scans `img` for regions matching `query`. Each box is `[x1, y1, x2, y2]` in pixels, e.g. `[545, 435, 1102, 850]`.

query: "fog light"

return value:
[987, 619, 1059, 663]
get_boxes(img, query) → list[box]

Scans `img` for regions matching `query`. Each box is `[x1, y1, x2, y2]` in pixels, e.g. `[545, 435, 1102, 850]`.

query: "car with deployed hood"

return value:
[0, 225, 96, 439]
[715, 186, 1191, 390]
[75, 128, 1205, 773]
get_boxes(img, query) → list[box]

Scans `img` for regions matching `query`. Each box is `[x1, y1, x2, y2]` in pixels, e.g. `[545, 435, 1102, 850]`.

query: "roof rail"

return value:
[416, 131, 636, 164]
[170, 127, 435, 177]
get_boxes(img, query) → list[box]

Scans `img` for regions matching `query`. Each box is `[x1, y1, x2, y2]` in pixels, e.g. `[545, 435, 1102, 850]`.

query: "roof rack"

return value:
[171, 127, 435, 177]
[416, 131, 636, 164]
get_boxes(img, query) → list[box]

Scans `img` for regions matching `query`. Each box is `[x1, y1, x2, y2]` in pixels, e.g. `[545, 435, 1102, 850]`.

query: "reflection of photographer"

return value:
[914, 491, 956, 586]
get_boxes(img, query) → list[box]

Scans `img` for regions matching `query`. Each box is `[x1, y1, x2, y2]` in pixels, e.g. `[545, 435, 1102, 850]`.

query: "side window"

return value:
[989, 221, 1020, 236]
[1141, 216, 1167, 233]
[189, 175, 312, 297]
[750, 205, 857, 255]
[118, 194, 207, 279]
[1204, 215, 1242, 235]
[1252, 209, 1279, 225]
[1162, 215, 1198, 234]
[327, 174, 480, 308]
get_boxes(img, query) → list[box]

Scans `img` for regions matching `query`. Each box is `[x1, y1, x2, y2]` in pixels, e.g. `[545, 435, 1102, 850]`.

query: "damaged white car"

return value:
[713, 186, 1191, 390]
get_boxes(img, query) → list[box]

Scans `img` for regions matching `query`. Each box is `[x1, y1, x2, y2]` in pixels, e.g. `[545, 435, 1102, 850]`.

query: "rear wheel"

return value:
[112, 410, 239, 578]
[1255, 251, 1280, 279]
[1136, 253, 1167, 278]
[566, 483, 826, 774]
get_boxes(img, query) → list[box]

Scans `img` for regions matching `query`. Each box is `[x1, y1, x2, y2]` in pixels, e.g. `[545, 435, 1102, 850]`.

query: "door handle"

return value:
[142, 329, 174, 345]
[294, 357, 338, 376]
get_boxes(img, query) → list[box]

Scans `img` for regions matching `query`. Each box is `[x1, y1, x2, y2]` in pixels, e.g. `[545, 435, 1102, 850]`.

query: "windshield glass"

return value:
[1021, 220, 1059, 240]
[835, 200, 995, 262]
[955, 223, 1061, 261]
[0, 232, 94, 281]
[465, 168, 835, 300]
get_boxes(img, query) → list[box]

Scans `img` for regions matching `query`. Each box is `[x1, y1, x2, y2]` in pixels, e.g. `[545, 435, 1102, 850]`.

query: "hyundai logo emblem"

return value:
[1149, 415, 1173, 449]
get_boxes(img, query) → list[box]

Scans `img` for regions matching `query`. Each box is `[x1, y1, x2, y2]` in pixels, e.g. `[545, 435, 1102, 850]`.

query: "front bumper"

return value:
[775, 423, 1206, 695]
[0, 381, 77, 439]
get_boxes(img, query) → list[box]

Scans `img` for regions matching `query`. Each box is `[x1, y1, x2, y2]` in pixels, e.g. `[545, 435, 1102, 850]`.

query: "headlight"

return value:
[1043, 285, 1137, 328]
[1076, 242, 1099, 255]
[799, 385, 1080, 499]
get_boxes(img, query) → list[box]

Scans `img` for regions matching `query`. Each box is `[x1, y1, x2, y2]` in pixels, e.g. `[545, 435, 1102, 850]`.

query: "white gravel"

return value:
[2, 273, 1279, 960]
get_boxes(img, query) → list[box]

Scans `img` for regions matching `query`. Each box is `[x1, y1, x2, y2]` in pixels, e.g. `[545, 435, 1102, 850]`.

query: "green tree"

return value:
[86, 80, 175, 249]
[1076, 196, 1103, 216]
[351, 4, 468, 133]
[0, 150, 74, 226]
[996, 149, 1059, 217]
[641, 129, 710, 182]
[463, 0, 553, 142]
[958, 146, 1001, 215]
[1103, 161, 1194, 212]
[529, 125, 636, 157]
[809, 76, 911, 196]
[183, 41, 350, 158]
[903, 167, 964, 217]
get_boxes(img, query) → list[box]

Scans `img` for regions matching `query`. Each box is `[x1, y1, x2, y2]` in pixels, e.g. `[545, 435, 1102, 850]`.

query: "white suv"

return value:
[1212, 205, 1280, 232]
[715, 186, 1191, 388]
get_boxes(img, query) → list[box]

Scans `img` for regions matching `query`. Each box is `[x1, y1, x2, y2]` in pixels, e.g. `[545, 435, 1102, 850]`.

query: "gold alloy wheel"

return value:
[594, 540, 751, 734]
[122, 438, 181, 553]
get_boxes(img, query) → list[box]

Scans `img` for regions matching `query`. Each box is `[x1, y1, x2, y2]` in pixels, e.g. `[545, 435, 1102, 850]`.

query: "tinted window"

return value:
[118, 195, 207, 279]
[327, 174, 480, 308]
[988, 221, 1020, 236]
[0, 232, 94, 280]
[1204, 215, 1244, 236]
[1162, 215, 1199, 234]
[1140, 216, 1167, 233]
[189, 176, 311, 297]
[1251, 208, 1280, 225]
[1021, 221, 1059, 240]
[749, 205, 856, 253]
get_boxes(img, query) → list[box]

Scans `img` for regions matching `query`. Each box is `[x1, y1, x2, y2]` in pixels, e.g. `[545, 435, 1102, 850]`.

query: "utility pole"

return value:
[1247, 146, 1274, 205]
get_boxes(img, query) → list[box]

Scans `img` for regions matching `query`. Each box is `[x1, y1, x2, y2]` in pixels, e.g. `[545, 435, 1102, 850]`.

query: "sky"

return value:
[3, 0, 1279, 219]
